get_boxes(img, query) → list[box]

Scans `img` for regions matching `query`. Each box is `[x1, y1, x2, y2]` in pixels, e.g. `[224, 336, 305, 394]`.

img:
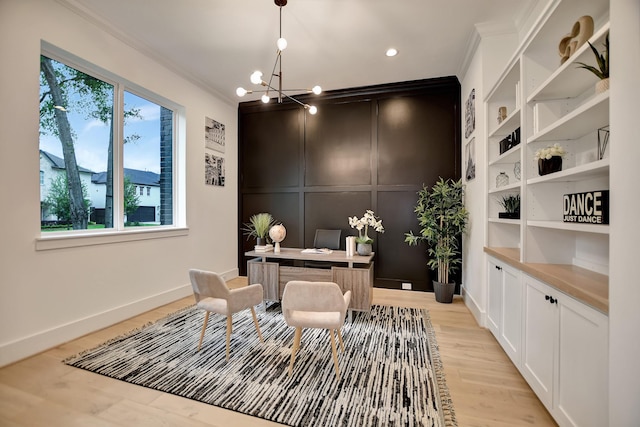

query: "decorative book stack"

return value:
[254, 244, 273, 253]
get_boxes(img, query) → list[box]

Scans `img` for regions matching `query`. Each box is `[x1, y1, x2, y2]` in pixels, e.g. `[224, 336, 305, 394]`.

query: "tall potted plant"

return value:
[405, 178, 469, 303]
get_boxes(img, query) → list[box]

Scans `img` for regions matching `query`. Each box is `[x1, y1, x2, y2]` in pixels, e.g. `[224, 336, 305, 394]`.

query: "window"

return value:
[39, 51, 176, 234]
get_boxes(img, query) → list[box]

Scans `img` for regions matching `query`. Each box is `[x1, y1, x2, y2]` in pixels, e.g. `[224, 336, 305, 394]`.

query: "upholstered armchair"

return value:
[188, 269, 264, 360]
[281, 280, 351, 378]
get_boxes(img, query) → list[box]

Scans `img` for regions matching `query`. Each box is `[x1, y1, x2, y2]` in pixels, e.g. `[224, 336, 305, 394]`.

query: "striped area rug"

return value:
[64, 304, 457, 427]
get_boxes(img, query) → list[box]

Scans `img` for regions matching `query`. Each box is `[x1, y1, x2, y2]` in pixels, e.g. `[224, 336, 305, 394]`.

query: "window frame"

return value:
[36, 43, 187, 251]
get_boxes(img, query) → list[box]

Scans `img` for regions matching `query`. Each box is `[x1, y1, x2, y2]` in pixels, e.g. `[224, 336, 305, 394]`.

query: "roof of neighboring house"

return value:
[40, 150, 94, 174]
[92, 168, 160, 186]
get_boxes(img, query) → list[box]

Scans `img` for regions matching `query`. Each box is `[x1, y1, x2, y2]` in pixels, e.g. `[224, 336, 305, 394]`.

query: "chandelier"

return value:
[236, 0, 321, 114]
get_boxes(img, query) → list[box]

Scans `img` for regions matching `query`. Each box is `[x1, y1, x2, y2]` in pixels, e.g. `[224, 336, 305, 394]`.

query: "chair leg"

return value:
[250, 307, 264, 342]
[337, 328, 345, 352]
[329, 329, 340, 378]
[288, 327, 302, 376]
[198, 311, 210, 351]
[225, 315, 232, 361]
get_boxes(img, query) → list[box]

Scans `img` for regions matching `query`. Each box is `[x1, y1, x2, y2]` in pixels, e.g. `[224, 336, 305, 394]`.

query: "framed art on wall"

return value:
[465, 137, 476, 181]
[205, 116, 225, 153]
[465, 88, 475, 138]
[205, 152, 225, 186]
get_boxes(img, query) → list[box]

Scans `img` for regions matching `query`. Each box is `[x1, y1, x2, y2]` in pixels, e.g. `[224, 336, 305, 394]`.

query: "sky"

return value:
[40, 90, 162, 174]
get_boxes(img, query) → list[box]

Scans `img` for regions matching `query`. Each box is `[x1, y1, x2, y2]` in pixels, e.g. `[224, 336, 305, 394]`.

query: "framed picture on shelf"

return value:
[205, 116, 225, 153]
[465, 137, 476, 181]
[464, 88, 475, 138]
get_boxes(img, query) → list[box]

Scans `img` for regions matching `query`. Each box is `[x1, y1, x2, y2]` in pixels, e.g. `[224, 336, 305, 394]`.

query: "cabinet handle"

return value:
[495, 265, 502, 271]
[545, 295, 550, 301]
[545, 295, 558, 304]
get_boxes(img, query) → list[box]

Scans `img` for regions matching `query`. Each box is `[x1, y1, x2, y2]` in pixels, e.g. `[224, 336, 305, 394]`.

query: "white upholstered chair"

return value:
[281, 280, 351, 378]
[188, 269, 264, 360]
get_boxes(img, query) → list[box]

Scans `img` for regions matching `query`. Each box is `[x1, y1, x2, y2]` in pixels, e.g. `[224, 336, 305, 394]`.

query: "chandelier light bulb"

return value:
[261, 94, 270, 103]
[277, 37, 288, 51]
[386, 48, 398, 57]
[308, 105, 318, 115]
[236, 87, 248, 97]
[312, 85, 322, 95]
[250, 71, 263, 85]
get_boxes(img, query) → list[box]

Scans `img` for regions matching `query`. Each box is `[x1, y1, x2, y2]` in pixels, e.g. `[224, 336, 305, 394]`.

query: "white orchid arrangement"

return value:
[534, 143, 567, 161]
[348, 210, 384, 244]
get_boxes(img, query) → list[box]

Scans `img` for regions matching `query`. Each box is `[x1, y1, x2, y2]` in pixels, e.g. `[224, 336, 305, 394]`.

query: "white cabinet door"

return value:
[522, 275, 556, 409]
[487, 257, 502, 337]
[554, 294, 608, 427]
[500, 264, 522, 365]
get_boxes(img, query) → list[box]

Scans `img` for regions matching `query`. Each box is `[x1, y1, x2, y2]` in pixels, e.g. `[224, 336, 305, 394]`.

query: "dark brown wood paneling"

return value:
[241, 108, 300, 188]
[305, 101, 372, 186]
[304, 191, 371, 249]
[238, 77, 462, 291]
[376, 190, 431, 290]
[378, 93, 458, 186]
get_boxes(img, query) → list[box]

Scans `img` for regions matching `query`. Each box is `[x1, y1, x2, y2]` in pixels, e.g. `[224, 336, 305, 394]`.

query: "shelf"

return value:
[527, 158, 609, 184]
[484, 247, 609, 314]
[528, 91, 609, 142]
[488, 218, 521, 225]
[489, 144, 521, 166]
[527, 220, 609, 234]
[527, 23, 610, 103]
[489, 181, 521, 194]
[489, 108, 521, 138]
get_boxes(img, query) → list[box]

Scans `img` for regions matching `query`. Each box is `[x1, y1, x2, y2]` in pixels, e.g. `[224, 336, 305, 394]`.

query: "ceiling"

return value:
[63, 0, 535, 105]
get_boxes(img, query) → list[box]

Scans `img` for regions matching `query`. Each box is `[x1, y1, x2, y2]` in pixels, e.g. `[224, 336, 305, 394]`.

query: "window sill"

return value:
[35, 227, 189, 251]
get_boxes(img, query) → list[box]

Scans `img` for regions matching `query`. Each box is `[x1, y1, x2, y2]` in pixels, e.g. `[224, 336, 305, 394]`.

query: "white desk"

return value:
[244, 247, 374, 313]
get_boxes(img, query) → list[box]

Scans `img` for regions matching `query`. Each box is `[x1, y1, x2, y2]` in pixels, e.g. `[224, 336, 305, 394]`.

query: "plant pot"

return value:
[433, 280, 455, 303]
[498, 212, 520, 219]
[538, 156, 562, 176]
[596, 78, 609, 94]
[256, 237, 265, 246]
[356, 243, 372, 256]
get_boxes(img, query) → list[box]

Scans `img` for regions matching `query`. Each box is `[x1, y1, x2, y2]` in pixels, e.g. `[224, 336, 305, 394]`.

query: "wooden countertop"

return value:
[484, 247, 609, 314]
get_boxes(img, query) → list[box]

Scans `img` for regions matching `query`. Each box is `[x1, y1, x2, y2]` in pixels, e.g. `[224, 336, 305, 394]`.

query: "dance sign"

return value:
[563, 190, 609, 224]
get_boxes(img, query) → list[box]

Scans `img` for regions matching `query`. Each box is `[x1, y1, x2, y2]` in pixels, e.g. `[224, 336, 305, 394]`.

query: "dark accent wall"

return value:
[238, 77, 461, 292]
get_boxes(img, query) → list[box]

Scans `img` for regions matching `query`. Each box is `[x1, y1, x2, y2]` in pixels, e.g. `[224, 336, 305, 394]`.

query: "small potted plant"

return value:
[405, 178, 469, 303]
[576, 32, 609, 93]
[498, 194, 520, 219]
[348, 210, 384, 255]
[535, 143, 567, 176]
[242, 212, 275, 246]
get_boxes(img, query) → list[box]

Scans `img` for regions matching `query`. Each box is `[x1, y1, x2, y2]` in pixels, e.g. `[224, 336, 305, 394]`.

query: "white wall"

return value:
[461, 31, 518, 325]
[609, 0, 640, 424]
[0, 0, 238, 366]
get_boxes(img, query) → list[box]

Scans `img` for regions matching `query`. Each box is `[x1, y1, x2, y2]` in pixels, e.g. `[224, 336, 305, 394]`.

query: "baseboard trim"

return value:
[461, 285, 486, 328]
[0, 267, 239, 368]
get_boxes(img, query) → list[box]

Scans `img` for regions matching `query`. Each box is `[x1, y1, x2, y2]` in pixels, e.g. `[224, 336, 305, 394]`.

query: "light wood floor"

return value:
[0, 278, 557, 426]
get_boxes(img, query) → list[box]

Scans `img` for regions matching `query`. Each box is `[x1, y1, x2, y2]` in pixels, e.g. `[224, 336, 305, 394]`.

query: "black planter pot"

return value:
[498, 212, 520, 219]
[433, 280, 456, 303]
[538, 156, 562, 176]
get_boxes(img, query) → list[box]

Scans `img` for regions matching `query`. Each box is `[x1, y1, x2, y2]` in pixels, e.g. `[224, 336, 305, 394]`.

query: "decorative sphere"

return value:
[269, 224, 286, 243]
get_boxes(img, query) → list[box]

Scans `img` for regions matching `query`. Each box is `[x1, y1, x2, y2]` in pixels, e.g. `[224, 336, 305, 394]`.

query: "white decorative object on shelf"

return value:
[269, 224, 286, 253]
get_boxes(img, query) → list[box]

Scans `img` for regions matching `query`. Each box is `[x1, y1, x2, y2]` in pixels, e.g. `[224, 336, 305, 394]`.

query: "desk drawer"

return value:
[279, 266, 332, 298]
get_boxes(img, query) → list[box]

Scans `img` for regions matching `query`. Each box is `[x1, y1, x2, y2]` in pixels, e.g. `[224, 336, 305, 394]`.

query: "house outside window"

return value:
[39, 50, 176, 232]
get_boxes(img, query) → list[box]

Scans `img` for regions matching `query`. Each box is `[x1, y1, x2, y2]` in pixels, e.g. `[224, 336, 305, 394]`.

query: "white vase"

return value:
[596, 78, 609, 94]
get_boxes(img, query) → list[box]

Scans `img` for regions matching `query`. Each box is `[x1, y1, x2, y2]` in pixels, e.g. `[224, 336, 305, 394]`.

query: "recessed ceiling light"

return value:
[386, 48, 398, 57]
